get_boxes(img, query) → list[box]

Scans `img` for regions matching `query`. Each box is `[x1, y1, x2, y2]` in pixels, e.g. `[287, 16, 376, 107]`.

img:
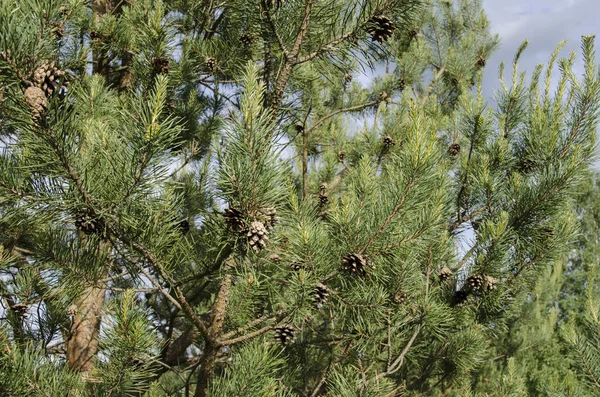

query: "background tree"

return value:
[1, 0, 599, 396]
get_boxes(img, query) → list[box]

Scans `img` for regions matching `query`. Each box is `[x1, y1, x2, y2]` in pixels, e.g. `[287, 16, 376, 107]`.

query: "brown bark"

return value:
[66, 286, 106, 372]
[164, 327, 198, 366]
[119, 52, 133, 91]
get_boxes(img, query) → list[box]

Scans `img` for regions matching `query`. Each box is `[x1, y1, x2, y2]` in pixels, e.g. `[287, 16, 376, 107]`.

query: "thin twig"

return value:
[375, 325, 421, 380]
[360, 179, 416, 254]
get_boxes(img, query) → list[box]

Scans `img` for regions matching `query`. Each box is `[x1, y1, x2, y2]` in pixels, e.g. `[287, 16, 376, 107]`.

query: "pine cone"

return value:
[52, 21, 65, 39]
[205, 57, 216, 71]
[484, 275, 498, 291]
[274, 326, 294, 345]
[342, 253, 368, 276]
[269, 253, 281, 263]
[518, 158, 535, 174]
[247, 220, 269, 253]
[393, 292, 406, 305]
[240, 32, 256, 46]
[289, 261, 304, 271]
[367, 15, 396, 43]
[476, 56, 486, 67]
[264, 0, 286, 10]
[467, 274, 484, 290]
[75, 208, 105, 236]
[223, 207, 244, 232]
[379, 91, 392, 104]
[254, 304, 265, 319]
[10, 303, 28, 318]
[338, 150, 346, 162]
[399, 78, 406, 91]
[178, 219, 191, 234]
[32, 62, 65, 97]
[319, 193, 329, 206]
[152, 56, 170, 74]
[24, 86, 47, 120]
[438, 266, 453, 281]
[383, 135, 396, 147]
[314, 283, 329, 308]
[448, 143, 461, 156]
[453, 289, 469, 305]
[261, 207, 278, 229]
[0, 48, 11, 62]
[344, 72, 353, 84]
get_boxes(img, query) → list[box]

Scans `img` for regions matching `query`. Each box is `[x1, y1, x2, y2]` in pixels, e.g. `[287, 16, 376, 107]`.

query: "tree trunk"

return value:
[64, 0, 119, 376]
[66, 286, 106, 373]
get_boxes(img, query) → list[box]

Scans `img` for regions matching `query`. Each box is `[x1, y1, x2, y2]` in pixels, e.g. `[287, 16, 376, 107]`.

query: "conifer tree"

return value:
[1, 1, 599, 396]
[471, 171, 600, 397]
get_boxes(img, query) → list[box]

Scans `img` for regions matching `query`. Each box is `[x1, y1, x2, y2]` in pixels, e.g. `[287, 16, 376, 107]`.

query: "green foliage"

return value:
[0, 0, 599, 396]
[93, 290, 161, 396]
[0, 325, 84, 396]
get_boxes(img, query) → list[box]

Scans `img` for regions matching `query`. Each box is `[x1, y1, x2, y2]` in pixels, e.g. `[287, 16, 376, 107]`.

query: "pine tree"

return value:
[470, 172, 600, 397]
[1, 1, 599, 396]
[559, 172, 600, 395]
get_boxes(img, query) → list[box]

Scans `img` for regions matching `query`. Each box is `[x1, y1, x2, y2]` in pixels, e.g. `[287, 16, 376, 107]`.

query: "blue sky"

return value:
[481, 0, 598, 99]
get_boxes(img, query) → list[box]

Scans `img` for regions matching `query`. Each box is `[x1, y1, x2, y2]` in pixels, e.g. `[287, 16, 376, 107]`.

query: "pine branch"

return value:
[573, 337, 600, 390]
[218, 323, 277, 347]
[360, 179, 416, 254]
[264, 8, 291, 60]
[269, 0, 314, 112]
[220, 310, 284, 341]
[375, 324, 421, 380]
[455, 243, 477, 271]
[209, 274, 232, 336]
[296, 29, 360, 64]
[449, 206, 486, 232]
[114, 232, 211, 342]
[305, 101, 379, 136]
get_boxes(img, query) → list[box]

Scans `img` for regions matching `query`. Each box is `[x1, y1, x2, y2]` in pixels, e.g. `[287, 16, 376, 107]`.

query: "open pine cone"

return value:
[247, 220, 269, 253]
[467, 274, 484, 290]
[367, 15, 396, 43]
[314, 283, 329, 308]
[32, 62, 65, 97]
[274, 326, 294, 344]
[342, 253, 369, 276]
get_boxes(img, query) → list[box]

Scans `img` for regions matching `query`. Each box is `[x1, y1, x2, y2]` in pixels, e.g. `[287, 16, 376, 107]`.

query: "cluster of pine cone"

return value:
[24, 61, 67, 120]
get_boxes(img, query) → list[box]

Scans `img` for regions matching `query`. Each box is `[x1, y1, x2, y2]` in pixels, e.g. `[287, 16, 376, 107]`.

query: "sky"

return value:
[481, 0, 598, 100]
